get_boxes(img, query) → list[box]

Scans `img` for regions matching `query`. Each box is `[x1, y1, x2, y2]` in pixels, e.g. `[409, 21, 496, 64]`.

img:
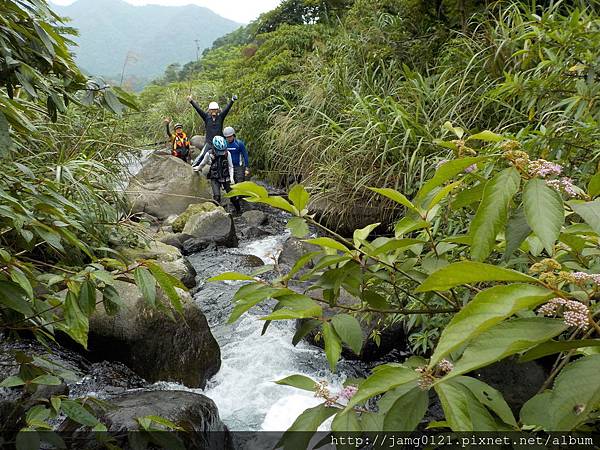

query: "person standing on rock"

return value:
[223, 126, 249, 184]
[188, 94, 237, 166]
[164, 118, 191, 163]
[193, 136, 241, 214]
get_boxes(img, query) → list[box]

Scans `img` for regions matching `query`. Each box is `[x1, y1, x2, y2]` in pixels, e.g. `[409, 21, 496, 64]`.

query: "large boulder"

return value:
[183, 209, 238, 248]
[89, 282, 220, 388]
[277, 237, 320, 271]
[189, 135, 205, 150]
[119, 241, 196, 289]
[127, 154, 212, 219]
[59, 390, 232, 449]
[172, 202, 220, 233]
[241, 210, 268, 227]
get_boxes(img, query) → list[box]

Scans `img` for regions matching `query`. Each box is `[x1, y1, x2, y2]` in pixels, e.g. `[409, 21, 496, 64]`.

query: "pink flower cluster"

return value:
[546, 177, 579, 198]
[436, 159, 449, 170]
[464, 164, 477, 173]
[538, 298, 589, 328]
[571, 272, 600, 286]
[338, 385, 358, 401]
[528, 159, 563, 178]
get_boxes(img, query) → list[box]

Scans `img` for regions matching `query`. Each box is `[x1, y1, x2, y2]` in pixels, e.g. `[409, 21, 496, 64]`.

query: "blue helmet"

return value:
[212, 135, 227, 154]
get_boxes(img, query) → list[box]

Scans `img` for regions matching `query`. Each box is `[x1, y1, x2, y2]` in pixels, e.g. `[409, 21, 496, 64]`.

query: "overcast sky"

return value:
[49, 0, 281, 24]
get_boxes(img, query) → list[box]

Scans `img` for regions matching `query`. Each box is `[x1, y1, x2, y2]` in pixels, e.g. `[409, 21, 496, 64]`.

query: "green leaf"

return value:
[416, 157, 485, 203]
[467, 130, 504, 142]
[208, 272, 256, 282]
[103, 89, 123, 115]
[31, 374, 62, 386]
[9, 267, 33, 300]
[289, 184, 310, 212]
[276, 404, 337, 450]
[285, 251, 321, 280]
[452, 182, 487, 210]
[61, 400, 99, 427]
[443, 318, 566, 380]
[429, 284, 553, 367]
[382, 386, 428, 431]
[523, 178, 564, 254]
[353, 223, 380, 247]
[331, 410, 361, 433]
[588, 171, 600, 198]
[146, 261, 185, 315]
[416, 261, 539, 292]
[345, 365, 419, 411]
[0, 375, 25, 387]
[322, 322, 342, 371]
[371, 238, 425, 256]
[304, 237, 350, 253]
[520, 339, 600, 362]
[504, 208, 531, 260]
[101, 285, 123, 316]
[0, 280, 33, 316]
[520, 355, 600, 430]
[0, 111, 13, 155]
[262, 294, 322, 320]
[228, 286, 281, 323]
[228, 181, 268, 198]
[78, 280, 96, 317]
[260, 196, 296, 214]
[454, 376, 517, 427]
[470, 167, 520, 261]
[362, 290, 389, 310]
[570, 201, 600, 234]
[287, 217, 309, 238]
[16, 430, 40, 450]
[134, 267, 156, 307]
[292, 319, 320, 346]
[435, 379, 505, 431]
[275, 375, 316, 392]
[62, 292, 89, 349]
[369, 187, 420, 214]
[331, 314, 363, 354]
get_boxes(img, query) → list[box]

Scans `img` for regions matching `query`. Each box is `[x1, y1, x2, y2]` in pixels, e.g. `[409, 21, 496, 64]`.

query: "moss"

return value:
[172, 202, 219, 233]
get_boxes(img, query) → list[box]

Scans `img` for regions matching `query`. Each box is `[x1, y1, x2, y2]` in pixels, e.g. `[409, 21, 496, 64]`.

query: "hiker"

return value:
[223, 126, 249, 184]
[187, 94, 237, 164]
[164, 118, 190, 163]
[193, 136, 241, 213]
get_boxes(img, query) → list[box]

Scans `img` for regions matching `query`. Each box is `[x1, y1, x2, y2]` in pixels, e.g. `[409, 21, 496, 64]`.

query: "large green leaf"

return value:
[275, 375, 316, 392]
[452, 182, 487, 210]
[523, 178, 564, 254]
[470, 167, 520, 261]
[78, 281, 96, 316]
[331, 410, 362, 433]
[520, 339, 600, 362]
[134, 267, 156, 307]
[288, 184, 310, 212]
[416, 157, 485, 203]
[455, 376, 517, 427]
[588, 172, 600, 198]
[435, 379, 508, 431]
[322, 322, 342, 371]
[369, 187, 420, 214]
[570, 201, 600, 234]
[382, 386, 428, 431]
[331, 314, 363, 354]
[504, 208, 531, 260]
[208, 272, 256, 281]
[61, 400, 99, 427]
[228, 285, 281, 323]
[429, 284, 553, 367]
[443, 318, 566, 380]
[61, 292, 89, 349]
[276, 404, 337, 450]
[304, 237, 350, 253]
[520, 355, 600, 430]
[345, 365, 419, 411]
[146, 261, 185, 315]
[287, 217, 309, 238]
[416, 261, 538, 292]
[0, 281, 33, 316]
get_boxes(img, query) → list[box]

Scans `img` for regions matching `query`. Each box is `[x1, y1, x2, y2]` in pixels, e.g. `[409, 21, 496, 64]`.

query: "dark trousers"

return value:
[211, 179, 240, 212]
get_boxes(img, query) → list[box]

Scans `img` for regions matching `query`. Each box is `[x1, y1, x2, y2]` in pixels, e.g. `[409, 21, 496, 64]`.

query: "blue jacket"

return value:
[227, 139, 249, 167]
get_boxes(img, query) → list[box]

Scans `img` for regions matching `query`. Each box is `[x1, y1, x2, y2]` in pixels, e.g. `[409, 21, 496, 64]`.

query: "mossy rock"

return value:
[172, 202, 221, 233]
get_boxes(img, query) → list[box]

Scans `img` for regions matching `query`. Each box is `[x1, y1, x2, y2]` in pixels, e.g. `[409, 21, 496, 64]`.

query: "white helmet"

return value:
[208, 101, 220, 110]
[223, 126, 235, 137]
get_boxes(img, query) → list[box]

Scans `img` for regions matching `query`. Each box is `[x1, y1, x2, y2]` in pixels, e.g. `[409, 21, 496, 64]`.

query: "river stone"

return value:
[189, 135, 205, 149]
[59, 390, 232, 449]
[90, 282, 220, 388]
[242, 210, 268, 227]
[277, 237, 320, 270]
[183, 209, 238, 248]
[172, 202, 220, 233]
[158, 232, 184, 250]
[127, 153, 212, 219]
[181, 237, 212, 256]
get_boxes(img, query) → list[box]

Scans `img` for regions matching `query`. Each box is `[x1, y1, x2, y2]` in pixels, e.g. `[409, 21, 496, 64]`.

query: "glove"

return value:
[187, 95, 193, 102]
[232, 94, 238, 101]
[192, 165, 201, 172]
[164, 118, 170, 124]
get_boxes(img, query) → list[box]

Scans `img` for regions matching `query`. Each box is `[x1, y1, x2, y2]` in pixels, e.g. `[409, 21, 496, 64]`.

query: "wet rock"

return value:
[242, 210, 268, 227]
[277, 237, 320, 271]
[90, 282, 220, 388]
[189, 134, 205, 150]
[181, 237, 212, 256]
[158, 232, 184, 250]
[172, 202, 220, 233]
[183, 209, 238, 248]
[238, 254, 265, 267]
[474, 357, 549, 412]
[127, 154, 212, 219]
[243, 226, 272, 240]
[59, 390, 232, 450]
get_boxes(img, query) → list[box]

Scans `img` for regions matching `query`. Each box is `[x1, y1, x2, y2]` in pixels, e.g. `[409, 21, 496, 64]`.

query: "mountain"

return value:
[50, 0, 241, 82]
